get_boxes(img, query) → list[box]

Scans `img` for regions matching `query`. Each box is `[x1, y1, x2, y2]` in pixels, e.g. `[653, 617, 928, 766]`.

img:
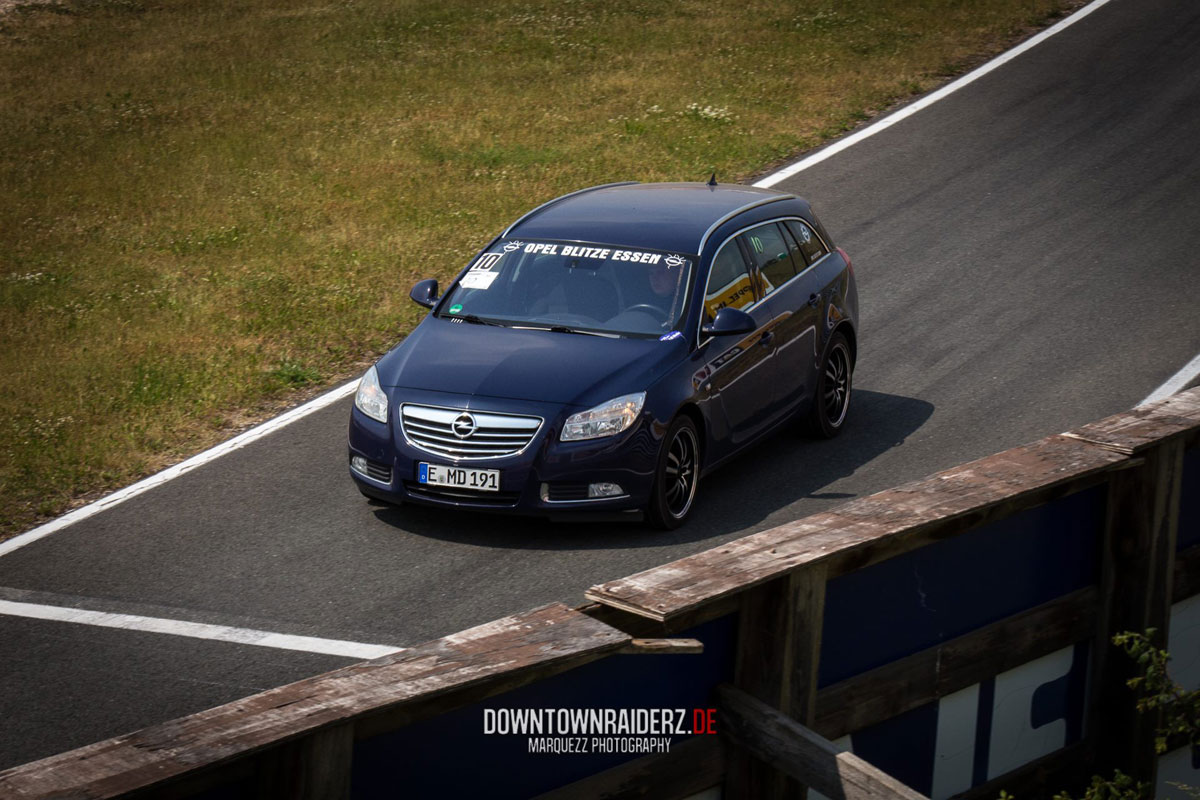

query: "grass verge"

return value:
[1, 0, 1081, 538]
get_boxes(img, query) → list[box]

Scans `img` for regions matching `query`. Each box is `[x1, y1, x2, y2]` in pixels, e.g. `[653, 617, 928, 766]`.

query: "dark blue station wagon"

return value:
[349, 181, 858, 528]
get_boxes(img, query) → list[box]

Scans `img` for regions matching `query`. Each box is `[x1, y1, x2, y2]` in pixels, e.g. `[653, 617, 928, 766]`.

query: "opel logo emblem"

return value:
[451, 412, 477, 439]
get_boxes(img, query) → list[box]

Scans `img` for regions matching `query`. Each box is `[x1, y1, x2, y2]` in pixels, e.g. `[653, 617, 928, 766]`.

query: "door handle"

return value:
[807, 293, 820, 308]
[759, 330, 775, 347]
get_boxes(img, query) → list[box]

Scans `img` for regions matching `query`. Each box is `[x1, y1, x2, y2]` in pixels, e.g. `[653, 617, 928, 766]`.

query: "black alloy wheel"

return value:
[807, 331, 853, 439]
[648, 416, 699, 529]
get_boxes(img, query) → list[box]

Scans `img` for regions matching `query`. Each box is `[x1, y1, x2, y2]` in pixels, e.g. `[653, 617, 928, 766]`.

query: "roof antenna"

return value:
[707, 173, 718, 187]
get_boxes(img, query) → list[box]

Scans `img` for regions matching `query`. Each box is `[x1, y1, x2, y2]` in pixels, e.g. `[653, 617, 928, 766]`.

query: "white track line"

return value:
[1, 0, 1120, 557]
[1140, 353, 1200, 406]
[0, 379, 359, 558]
[0, 598, 402, 659]
[752, 0, 1118, 188]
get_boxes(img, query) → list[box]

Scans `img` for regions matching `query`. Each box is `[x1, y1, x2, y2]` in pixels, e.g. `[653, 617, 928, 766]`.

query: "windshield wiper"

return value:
[442, 313, 507, 327]
[547, 326, 619, 338]
[512, 324, 616, 338]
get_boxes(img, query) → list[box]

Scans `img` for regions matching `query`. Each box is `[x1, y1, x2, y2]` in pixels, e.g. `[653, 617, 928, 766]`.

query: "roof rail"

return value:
[501, 182, 640, 237]
[696, 194, 794, 254]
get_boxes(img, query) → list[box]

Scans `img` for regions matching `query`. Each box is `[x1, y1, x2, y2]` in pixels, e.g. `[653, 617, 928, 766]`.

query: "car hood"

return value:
[376, 316, 686, 406]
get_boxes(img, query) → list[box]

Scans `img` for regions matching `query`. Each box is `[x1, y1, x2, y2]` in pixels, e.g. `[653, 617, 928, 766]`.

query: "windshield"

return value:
[438, 239, 694, 338]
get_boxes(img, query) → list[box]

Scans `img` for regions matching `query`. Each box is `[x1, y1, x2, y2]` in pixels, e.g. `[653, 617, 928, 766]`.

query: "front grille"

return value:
[546, 482, 590, 502]
[403, 481, 521, 507]
[400, 405, 542, 460]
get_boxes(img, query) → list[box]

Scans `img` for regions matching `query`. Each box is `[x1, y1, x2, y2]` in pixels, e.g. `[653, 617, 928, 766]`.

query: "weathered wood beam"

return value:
[725, 564, 827, 799]
[253, 722, 353, 800]
[0, 603, 630, 800]
[1062, 389, 1200, 455]
[586, 436, 1127, 625]
[814, 587, 1097, 740]
[716, 684, 928, 800]
[530, 735, 723, 800]
[1090, 438, 1185, 784]
[585, 389, 1200, 628]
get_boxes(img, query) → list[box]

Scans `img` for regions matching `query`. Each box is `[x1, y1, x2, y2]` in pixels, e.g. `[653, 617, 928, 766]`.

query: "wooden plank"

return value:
[1090, 438, 1185, 783]
[716, 685, 928, 800]
[617, 638, 704, 655]
[578, 596, 743, 636]
[0, 603, 629, 800]
[725, 565, 827, 799]
[253, 722, 353, 800]
[1062, 387, 1200, 455]
[531, 735, 723, 800]
[1173, 543, 1200, 603]
[814, 587, 1097, 740]
[727, 577, 803, 799]
[586, 435, 1127, 625]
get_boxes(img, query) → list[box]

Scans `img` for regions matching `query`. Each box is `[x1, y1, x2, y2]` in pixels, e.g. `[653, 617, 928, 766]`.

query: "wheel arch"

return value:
[675, 402, 707, 469]
[833, 321, 857, 367]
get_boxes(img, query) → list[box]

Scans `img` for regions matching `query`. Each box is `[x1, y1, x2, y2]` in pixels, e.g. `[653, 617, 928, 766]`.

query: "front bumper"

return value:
[347, 387, 661, 516]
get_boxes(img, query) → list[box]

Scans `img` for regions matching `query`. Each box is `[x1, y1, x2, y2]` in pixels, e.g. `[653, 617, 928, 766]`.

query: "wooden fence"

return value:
[2, 387, 1198, 800]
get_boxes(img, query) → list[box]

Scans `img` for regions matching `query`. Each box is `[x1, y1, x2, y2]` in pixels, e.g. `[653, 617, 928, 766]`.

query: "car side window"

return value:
[743, 223, 797, 299]
[703, 239, 755, 324]
[784, 219, 828, 265]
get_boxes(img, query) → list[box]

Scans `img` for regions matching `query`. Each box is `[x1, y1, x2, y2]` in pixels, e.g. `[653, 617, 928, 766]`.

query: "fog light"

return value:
[588, 482, 624, 498]
[351, 455, 369, 476]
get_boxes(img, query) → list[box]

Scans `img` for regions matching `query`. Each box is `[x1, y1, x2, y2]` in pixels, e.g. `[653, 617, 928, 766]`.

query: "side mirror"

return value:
[409, 278, 439, 309]
[700, 307, 756, 337]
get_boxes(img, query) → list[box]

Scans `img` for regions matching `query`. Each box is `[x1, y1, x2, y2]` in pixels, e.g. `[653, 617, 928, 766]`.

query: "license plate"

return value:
[418, 462, 500, 492]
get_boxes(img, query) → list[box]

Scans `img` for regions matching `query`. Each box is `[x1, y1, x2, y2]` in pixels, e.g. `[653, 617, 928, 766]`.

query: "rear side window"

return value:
[703, 239, 755, 323]
[743, 223, 797, 298]
[784, 219, 828, 265]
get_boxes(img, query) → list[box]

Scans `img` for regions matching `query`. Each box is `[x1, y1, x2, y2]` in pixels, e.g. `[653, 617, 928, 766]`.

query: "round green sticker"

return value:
[449, 304, 463, 314]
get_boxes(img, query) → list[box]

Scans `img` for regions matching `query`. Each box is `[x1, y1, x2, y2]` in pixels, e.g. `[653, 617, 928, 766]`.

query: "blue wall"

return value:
[820, 486, 1102, 685]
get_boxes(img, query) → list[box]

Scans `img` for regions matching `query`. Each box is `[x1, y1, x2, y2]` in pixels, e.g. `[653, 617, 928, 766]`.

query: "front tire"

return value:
[647, 416, 700, 530]
[806, 331, 853, 439]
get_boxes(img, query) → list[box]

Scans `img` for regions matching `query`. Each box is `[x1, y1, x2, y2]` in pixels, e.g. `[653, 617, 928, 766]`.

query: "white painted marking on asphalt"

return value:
[752, 0, 1118, 188]
[0, 598, 403, 659]
[0, 378, 360, 558]
[1140, 352, 1200, 406]
[1, 0, 1120, 555]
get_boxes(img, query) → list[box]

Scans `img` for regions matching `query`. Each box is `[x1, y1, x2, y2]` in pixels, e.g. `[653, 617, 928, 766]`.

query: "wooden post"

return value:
[724, 563, 827, 800]
[1090, 439, 1185, 782]
[255, 723, 354, 800]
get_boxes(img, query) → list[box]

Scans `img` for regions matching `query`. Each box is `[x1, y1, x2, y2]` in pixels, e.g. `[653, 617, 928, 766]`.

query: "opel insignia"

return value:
[348, 181, 858, 528]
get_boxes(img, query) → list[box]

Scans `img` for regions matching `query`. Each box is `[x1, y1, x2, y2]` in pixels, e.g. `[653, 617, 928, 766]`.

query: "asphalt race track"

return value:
[2, 0, 1199, 770]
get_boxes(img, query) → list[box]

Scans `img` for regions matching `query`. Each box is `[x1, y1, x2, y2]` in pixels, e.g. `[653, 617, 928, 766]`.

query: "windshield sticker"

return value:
[503, 241, 524, 252]
[460, 271, 498, 290]
[659, 331, 683, 342]
[611, 249, 661, 264]
[517, 241, 666, 265]
[448, 304, 463, 314]
[664, 254, 687, 269]
[471, 252, 504, 272]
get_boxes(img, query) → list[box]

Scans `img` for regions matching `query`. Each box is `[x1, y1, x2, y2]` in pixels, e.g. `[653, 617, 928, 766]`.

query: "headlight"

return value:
[355, 365, 388, 423]
[560, 392, 646, 441]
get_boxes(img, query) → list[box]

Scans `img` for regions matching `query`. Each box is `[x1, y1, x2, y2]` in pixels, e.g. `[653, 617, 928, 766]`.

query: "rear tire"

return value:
[647, 416, 700, 530]
[806, 331, 853, 439]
